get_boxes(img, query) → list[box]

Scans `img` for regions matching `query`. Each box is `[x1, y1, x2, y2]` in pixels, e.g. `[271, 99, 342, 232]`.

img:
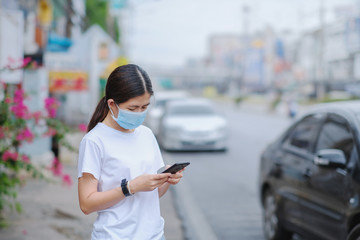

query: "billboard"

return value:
[49, 71, 88, 92]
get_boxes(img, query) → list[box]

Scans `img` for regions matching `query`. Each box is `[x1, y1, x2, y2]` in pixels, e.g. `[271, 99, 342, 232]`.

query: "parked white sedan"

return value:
[158, 98, 228, 151]
[145, 90, 188, 136]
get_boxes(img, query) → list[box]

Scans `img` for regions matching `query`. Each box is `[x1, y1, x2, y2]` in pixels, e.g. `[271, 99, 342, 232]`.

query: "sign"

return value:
[37, 0, 53, 27]
[49, 71, 88, 92]
[101, 56, 128, 79]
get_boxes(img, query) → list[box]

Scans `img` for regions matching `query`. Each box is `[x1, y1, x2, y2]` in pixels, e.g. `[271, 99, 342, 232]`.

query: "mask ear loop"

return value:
[108, 104, 116, 118]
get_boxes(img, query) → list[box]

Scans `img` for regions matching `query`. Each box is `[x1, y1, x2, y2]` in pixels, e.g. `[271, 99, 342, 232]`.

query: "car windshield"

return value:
[167, 104, 215, 116]
[155, 98, 184, 108]
[155, 100, 167, 108]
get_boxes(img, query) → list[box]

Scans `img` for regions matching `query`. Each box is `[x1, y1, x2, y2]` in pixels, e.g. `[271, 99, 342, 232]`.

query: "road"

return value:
[161, 102, 293, 240]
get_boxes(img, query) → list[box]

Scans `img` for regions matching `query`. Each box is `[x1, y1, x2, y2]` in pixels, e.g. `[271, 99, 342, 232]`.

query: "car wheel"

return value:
[347, 224, 360, 240]
[263, 189, 292, 240]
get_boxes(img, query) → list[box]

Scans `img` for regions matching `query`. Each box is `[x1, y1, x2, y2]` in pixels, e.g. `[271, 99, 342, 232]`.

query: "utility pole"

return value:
[241, 5, 250, 90]
[317, 0, 326, 99]
[65, 0, 73, 38]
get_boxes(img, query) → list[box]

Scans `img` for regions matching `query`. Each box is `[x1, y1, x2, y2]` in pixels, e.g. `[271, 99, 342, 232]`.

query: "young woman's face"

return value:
[110, 92, 151, 113]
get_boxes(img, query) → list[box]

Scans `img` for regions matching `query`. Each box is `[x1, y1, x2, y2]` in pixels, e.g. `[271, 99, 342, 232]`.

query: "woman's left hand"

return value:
[166, 168, 185, 185]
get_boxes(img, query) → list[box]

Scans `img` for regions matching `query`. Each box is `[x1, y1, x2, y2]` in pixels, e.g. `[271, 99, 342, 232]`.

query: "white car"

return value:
[158, 98, 228, 151]
[145, 90, 188, 136]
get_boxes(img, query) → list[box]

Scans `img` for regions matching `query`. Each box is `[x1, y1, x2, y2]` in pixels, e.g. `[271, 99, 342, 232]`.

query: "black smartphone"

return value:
[162, 162, 190, 174]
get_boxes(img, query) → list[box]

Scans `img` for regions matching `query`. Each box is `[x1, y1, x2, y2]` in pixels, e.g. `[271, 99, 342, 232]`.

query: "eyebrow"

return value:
[129, 102, 150, 108]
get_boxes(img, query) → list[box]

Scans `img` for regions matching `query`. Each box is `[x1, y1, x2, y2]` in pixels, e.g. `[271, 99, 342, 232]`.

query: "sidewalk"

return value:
[0, 133, 184, 240]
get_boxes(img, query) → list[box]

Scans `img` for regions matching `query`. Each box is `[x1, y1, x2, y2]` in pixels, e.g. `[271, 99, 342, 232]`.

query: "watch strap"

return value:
[121, 178, 131, 197]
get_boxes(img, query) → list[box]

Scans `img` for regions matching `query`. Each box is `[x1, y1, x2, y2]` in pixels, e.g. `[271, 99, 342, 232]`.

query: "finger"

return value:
[154, 173, 171, 179]
[167, 178, 180, 184]
[153, 176, 170, 185]
[172, 172, 183, 178]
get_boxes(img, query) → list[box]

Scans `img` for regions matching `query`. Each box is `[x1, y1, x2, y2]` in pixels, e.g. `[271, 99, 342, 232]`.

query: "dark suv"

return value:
[259, 101, 360, 240]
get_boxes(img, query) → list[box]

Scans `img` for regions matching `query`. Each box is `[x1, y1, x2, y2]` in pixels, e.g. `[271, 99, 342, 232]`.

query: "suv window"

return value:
[315, 115, 354, 161]
[284, 115, 323, 152]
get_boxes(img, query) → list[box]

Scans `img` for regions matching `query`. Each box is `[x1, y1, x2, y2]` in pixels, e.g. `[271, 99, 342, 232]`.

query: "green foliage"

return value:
[85, 0, 108, 31]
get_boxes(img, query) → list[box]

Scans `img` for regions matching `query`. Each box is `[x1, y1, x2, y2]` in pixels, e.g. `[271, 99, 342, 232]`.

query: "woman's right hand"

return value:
[129, 173, 171, 193]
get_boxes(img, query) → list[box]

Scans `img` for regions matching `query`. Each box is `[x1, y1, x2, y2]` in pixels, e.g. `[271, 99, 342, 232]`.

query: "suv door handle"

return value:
[303, 168, 312, 178]
[274, 159, 282, 167]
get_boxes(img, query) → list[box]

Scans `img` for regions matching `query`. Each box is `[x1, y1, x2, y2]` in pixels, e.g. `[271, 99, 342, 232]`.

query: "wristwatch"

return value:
[121, 178, 132, 197]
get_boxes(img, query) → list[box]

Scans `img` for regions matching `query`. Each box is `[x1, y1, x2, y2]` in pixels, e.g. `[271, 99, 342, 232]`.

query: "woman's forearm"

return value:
[78, 181, 126, 215]
[158, 182, 170, 198]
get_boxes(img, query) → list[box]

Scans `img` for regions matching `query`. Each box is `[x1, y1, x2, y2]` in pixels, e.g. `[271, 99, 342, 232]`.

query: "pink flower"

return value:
[43, 128, 57, 137]
[10, 103, 29, 119]
[13, 89, 25, 103]
[22, 229, 28, 235]
[32, 111, 42, 124]
[4, 97, 12, 104]
[22, 57, 31, 67]
[2, 150, 18, 162]
[0, 127, 4, 138]
[9, 89, 29, 119]
[50, 157, 63, 176]
[45, 97, 60, 118]
[21, 154, 30, 163]
[7, 57, 16, 64]
[78, 123, 87, 132]
[62, 174, 72, 187]
[16, 128, 34, 143]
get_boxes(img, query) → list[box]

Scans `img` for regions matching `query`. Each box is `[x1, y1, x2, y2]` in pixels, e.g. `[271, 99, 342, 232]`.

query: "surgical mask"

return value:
[109, 105, 148, 130]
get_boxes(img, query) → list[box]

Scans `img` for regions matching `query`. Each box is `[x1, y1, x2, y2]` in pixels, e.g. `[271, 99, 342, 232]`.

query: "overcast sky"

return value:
[123, 0, 358, 67]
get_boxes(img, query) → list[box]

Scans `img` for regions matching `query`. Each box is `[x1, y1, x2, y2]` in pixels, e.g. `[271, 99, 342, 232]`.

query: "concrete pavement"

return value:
[0, 133, 184, 240]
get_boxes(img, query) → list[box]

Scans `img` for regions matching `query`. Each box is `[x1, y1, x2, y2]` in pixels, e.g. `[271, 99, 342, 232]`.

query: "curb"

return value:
[164, 155, 217, 240]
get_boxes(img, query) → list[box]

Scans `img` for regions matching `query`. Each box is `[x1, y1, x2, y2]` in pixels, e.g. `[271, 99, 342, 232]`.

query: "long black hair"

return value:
[87, 64, 153, 132]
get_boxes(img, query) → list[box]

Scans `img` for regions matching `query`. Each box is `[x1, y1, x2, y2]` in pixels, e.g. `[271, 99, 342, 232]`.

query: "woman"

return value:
[78, 64, 184, 240]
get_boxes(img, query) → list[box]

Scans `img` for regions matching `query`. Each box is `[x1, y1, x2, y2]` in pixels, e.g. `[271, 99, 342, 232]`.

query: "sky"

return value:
[122, 0, 358, 68]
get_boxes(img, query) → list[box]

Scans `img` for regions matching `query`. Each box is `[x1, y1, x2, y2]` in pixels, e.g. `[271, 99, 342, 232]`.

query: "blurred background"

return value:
[1, 0, 360, 240]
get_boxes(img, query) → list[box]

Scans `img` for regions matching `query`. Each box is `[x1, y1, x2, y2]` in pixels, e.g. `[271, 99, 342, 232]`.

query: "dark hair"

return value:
[87, 64, 154, 132]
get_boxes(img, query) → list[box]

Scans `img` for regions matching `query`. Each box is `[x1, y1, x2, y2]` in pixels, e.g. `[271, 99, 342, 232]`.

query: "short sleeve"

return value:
[78, 138, 102, 180]
[152, 134, 164, 170]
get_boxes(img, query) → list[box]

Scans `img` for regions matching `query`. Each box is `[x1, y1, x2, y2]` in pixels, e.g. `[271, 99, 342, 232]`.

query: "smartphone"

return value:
[162, 162, 190, 174]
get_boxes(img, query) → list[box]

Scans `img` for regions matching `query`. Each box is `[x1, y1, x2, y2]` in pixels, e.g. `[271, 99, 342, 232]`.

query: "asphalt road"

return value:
[161, 102, 293, 240]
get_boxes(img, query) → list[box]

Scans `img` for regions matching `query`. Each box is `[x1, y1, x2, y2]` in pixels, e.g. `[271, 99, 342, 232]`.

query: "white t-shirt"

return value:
[78, 123, 165, 240]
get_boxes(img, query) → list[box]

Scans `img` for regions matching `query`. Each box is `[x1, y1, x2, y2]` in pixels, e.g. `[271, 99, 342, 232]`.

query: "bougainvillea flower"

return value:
[4, 97, 12, 104]
[78, 123, 87, 133]
[45, 97, 60, 118]
[32, 111, 42, 124]
[10, 103, 29, 119]
[50, 157, 63, 176]
[2, 150, 18, 162]
[22, 57, 31, 67]
[43, 128, 57, 137]
[21, 154, 30, 163]
[62, 174, 73, 187]
[16, 127, 34, 143]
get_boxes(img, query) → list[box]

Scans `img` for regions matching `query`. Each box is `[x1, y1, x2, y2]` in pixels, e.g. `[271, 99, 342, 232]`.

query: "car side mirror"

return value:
[314, 149, 346, 168]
